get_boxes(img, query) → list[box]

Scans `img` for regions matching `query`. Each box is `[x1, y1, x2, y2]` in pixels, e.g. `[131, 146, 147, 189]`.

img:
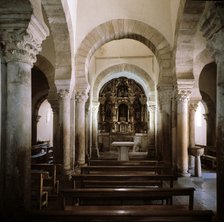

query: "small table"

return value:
[111, 142, 135, 161]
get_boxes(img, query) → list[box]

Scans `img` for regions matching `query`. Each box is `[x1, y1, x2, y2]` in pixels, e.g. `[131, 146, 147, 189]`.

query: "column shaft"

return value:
[59, 90, 71, 173]
[76, 92, 88, 165]
[177, 92, 190, 176]
[91, 102, 100, 158]
[5, 61, 32, 212]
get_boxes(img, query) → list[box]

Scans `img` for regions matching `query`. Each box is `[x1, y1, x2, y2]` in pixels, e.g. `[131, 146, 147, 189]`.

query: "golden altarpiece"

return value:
[98, 77, 149, 152]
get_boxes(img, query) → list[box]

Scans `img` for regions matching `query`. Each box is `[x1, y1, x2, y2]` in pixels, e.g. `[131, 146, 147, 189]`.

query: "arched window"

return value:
[195, 101, 207, 145]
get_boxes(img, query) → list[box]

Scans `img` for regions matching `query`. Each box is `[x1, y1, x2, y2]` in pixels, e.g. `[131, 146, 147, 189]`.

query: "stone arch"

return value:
[35, 55, 57, 96]
[75, 19, 172, 89]
[42, 0, 72, 83]
[175, 1, 206, 79]
[92, 63, 155, 102]
[194, 49, 214, 82]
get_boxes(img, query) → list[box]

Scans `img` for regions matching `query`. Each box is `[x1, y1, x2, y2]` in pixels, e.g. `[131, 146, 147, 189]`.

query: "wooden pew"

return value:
[80, 165, 173, 175]
[72, 174, 176, 188]
[88, 159, 165, 166]
[31, 164, 61, 195]
[31, 205, 214, 222]
[31, 172, 48, 210]
[60, 187, 195, 210]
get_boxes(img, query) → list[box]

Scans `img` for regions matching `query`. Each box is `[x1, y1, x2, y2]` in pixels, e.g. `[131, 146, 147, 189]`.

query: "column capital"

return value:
[176, 89, 191, 102]
[1, 15, 49, 65]
[175, 79, 194, 102]
[189, 100, 199, 112]
[75, 91, 88, 103]
[148, 104, 156, 112]
[58, 89, 70, 99]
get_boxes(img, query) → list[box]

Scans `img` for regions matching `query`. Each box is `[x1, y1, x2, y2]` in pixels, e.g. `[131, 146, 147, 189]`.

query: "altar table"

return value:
[111, 141, 135, 161]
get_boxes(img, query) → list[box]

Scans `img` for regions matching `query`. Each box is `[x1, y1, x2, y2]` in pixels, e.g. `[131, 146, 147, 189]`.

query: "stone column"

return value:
[32, 114, 41, 145]
[0, 48, 7, 212]
[148, 104, 156, 158]
[0, 15, 48, 214]
[158, 87, 173, 162]
[188, 101, 198, 174]
[176, 89, 191, 176]
[75, 91, 88, 165]
[171, 96, 177, 169]
[49, 100, 60, 164]
[91, 102, 100, 159]
[70, 93, 76, 170]
[200, 3, 224, 220]
[58, 90, 71, 174]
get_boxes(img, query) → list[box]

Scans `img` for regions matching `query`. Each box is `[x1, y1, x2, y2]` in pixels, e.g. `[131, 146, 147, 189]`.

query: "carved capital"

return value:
[1, 13, 49, 65]
[58, 89, 70, 99]
[189, 101, 199, 112]
[148, 105, 156, 113]
[92, 102, 100, 113]
[176, 90, 191, 102]
[75, 91, 88, 103]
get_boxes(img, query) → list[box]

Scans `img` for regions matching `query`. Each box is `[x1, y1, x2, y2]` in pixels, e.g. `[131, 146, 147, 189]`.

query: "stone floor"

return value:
[173, 169, 216, 214]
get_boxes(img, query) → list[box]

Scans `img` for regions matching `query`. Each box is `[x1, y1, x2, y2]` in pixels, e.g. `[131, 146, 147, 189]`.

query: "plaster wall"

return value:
[170, 0, 181, 37]
[76, 0, 175, 48]
[89, 39, 159, 83]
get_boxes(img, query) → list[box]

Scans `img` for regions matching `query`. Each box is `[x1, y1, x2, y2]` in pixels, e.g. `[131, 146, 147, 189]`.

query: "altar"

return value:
[111, 141, 135, 161]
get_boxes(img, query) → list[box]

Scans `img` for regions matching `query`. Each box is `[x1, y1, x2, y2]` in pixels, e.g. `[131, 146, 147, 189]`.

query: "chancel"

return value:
[0, 0, 223, 222]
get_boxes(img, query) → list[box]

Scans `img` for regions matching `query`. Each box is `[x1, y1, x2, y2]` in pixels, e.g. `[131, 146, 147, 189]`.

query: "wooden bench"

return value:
[72, 174, 176, 188]
[201, 155, 216, 169]
[31, 164, 60, 195]
[31, 172, 48, 210]
[31, 205, 214, 222]
[88, 159, 166, 166]
[60, 187, 195, 210]
[80, 165, 173, 175]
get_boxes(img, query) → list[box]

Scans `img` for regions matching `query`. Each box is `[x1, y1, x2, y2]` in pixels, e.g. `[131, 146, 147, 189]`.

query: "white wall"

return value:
[89, 39, 159, 83]
[195, 101, 207, 145]
[37, 100, 53, 146]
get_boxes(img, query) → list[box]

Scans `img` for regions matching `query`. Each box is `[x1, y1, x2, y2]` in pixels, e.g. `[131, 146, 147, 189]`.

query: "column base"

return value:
[178, 169, 191, 177]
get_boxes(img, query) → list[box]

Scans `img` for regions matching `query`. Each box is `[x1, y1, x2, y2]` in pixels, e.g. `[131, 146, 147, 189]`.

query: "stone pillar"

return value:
[49, 100, 60, 164]
[32, 114, 41, 145]
[75, 91, 88, 165]
[158, 86, 173, 162]
[171, 96, 177, 169]
[0, 48, 7, 212]
[58, 90, 71, 174]
[200, 3, 224, 220]
[176, 89, 191, 176]
[91, 102, 100, 159]
[70, 93, 76, 170]
[148, 104, 156, 158]
[0, 14, 48, 214]
[188, 101, 198, 174]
